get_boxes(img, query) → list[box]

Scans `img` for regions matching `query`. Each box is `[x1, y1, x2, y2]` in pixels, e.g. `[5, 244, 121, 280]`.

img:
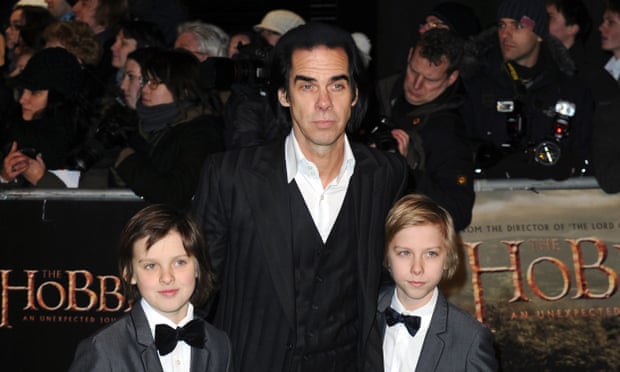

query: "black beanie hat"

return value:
[497, 0, 549, 38]
[429, 2, 482, 39]
[15, 47, 82, 99]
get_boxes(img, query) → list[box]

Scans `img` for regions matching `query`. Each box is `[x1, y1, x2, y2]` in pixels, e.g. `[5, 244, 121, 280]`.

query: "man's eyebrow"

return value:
[502, 19, 519, 26]
[293, 74, 350, 83]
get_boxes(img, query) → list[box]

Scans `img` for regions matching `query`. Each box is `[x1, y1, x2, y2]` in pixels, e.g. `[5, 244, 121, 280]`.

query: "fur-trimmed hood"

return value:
[460, 26, 576, 80]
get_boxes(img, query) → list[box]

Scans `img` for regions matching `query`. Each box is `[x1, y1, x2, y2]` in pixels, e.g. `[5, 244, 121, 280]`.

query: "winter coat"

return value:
[461, 28, 594, 180]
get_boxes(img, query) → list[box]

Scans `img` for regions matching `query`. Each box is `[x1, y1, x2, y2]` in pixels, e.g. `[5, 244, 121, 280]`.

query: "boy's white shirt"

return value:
[142, 298, 194, 372]
[383, 287, 438, 372]
[604, 55, 620, 81]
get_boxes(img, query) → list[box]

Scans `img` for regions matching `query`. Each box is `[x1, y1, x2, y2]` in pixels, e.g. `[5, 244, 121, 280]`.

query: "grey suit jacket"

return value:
[377, 286, 499, 371]
[68, 303, 233, 372]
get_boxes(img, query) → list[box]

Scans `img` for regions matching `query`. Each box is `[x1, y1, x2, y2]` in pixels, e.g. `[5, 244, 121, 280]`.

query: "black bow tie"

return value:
[154, 319, 205, 356]
[384, 306, 421, 337]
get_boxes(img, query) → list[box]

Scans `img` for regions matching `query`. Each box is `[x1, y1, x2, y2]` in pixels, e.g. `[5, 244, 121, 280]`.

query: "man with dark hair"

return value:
[374, 28, 474, 232]
[462, 0, 593, 181]
[192, 22, 408, 372]
[545, 0, 593, 70]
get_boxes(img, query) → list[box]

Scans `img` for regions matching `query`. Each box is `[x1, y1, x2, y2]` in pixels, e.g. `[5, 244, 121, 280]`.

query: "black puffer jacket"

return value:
[461, 27, 594, 180]
[375, 74, 475, 231]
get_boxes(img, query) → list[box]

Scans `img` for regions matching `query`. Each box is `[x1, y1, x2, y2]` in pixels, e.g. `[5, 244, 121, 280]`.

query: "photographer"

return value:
[222, 9, 305, 150]
[221, 38, 286, 150]
[111, 48, 224, 211]
[461, 0, 593, 180]
[374, 28, 475, 232]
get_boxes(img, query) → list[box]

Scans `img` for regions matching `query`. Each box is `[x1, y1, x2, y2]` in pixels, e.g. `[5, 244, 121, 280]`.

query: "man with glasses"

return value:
[374, 28, 475, 232]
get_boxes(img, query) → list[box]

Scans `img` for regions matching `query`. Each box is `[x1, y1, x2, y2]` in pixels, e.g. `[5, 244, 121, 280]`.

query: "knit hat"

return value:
[429, 2, 482, 39]
[14, 47, 82, 99]
[497, 0, 549, 38]
[254, 9, 305, 35]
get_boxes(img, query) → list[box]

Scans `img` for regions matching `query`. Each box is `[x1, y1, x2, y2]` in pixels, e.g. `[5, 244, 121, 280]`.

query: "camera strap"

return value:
[504, 62, 528, 101]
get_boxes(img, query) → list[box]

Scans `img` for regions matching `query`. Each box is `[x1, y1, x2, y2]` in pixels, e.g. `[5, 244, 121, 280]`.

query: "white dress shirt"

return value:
[604, 55, 620, 81]
[142, 299, 194, 372]
[383, 287, 438, 372]
[285, 130, 355, 242]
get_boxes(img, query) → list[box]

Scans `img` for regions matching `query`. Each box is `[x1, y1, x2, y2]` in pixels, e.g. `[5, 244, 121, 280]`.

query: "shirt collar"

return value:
[141, 298, 194, 337]
[390, 287, 438, 319]
[604, 56, 620, 81]
[285, 129, 355, 184]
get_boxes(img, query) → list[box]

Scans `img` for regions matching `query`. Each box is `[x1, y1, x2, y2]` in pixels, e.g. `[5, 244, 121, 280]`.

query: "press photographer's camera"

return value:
[199, 42, 273, 90]
[529, 100, 575, 166]
[481, 99, 576, 169]
[497, 100, 526, 144]
[366, 116, 399, 153]
[551, 100, 574, 142]
[232, 42, 272, 86]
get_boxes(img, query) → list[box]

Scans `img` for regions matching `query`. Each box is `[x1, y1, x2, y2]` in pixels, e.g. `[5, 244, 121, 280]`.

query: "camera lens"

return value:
[533, 141, 561, 166]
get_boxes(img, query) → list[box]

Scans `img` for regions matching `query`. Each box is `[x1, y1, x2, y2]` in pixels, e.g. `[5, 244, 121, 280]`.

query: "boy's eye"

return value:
[175, 259, 187, 266]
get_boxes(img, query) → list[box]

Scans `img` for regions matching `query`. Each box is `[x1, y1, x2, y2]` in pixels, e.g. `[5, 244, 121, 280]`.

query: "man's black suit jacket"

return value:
[192, 136, 408, 372]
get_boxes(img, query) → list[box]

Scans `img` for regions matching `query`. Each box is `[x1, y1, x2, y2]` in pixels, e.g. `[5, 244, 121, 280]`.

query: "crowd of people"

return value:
[0, 0, 618, 207]
[0, 0, 618, 371]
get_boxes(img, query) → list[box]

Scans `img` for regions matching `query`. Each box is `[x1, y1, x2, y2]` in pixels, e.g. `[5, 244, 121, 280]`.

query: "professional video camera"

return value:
[199, 42, 273, 91]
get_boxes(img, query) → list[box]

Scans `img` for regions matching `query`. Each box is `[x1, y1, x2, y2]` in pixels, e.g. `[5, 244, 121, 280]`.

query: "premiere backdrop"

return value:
[1, 185, 619, 371]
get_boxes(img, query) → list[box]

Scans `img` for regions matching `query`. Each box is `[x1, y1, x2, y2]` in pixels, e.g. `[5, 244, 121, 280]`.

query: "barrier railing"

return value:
[1, 177, 618, 371]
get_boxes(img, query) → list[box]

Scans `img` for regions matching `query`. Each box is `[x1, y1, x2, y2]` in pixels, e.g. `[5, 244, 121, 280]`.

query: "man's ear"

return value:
[351, 87, 358, 106]
[447, 70, 459, 87]
[567, 23, 580, 38]
[407, 46, 414, 61]
[278, 88, 290, 107]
